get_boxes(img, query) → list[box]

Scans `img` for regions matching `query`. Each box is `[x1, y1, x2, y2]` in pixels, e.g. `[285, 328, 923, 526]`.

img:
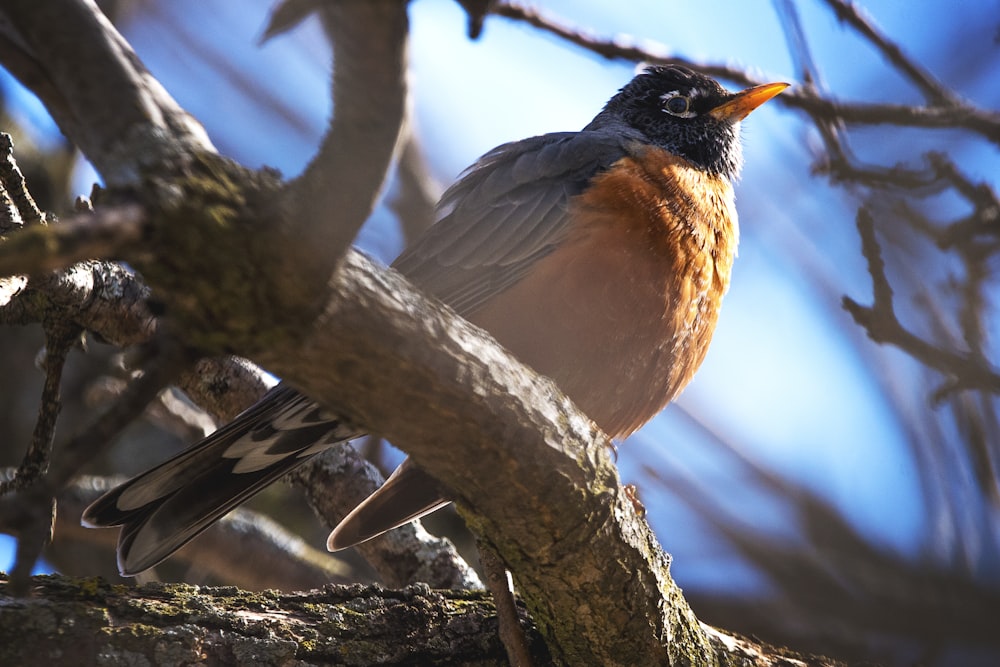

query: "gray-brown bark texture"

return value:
[0, 574, 844, 667]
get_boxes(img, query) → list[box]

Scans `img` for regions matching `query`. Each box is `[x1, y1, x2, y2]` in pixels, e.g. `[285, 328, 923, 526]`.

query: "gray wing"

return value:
[391, 131, 632, 316]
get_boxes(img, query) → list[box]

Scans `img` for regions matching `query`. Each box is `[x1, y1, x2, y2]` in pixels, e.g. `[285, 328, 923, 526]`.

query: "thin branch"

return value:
[771, 0, 856, 176]
[784, 94, 1000, 147]
[842, 209, 1000, 395]
[772, 0, 824, 88]
[390, 133, 439, 248]
[820, 0, 958, 106]
[0, 319, 80, 494]
[927, 152, 1000, 234]
[0, 182, 19, 233]
[0, 331, 189, 592]
[48, 333, 190, 490]
[490, 2, 670, 63]
[479, 540, 537, 667]
[491, 1, 1000, 146]
[0, 203, 146, 279]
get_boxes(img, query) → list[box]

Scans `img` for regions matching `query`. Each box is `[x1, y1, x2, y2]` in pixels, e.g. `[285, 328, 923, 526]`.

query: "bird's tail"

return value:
[326, 459, 450, 551]
[82, 384, 360, 576]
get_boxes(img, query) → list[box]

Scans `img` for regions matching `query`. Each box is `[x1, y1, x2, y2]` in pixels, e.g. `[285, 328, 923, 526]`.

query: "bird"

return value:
[83, 65, 788, 576]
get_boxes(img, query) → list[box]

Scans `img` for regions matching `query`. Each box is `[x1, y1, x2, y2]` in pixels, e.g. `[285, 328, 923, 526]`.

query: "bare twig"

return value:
[391, 134, 439, 248]
[772, 0, 824, 88]
[0, 319, 80, 494]
[49, 333, 190, 490]
[784, 95, 1000, 147]
[491, 2, 667, 63]
[0, 182, 19, 233]
[479, 541, 536, 667]
[842, 209, 1000, 395]
[771, 0, 854, 176]
[820, 0, 958, 106]
[492, 1, 1000, 146]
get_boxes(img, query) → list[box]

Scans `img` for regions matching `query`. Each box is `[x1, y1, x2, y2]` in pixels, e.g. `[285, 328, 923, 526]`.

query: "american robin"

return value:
[83, 65, 787, 575]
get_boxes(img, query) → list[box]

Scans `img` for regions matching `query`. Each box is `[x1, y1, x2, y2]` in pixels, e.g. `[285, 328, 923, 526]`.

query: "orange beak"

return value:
[709, 81, 789, 123]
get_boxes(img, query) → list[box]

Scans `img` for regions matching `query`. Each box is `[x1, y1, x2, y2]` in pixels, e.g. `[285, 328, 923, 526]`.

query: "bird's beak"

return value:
[709, 81, 789, 123]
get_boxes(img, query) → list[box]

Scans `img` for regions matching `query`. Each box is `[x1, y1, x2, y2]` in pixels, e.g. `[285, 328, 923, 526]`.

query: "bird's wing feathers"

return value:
[392, 131, 631, 316]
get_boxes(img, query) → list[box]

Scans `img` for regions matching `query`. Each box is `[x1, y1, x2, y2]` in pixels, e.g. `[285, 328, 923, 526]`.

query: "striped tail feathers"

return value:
[82, 383, 362, 576]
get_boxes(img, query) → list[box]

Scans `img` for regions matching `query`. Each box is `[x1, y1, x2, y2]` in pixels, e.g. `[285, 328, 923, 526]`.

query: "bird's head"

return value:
[593, 65, 788, 180]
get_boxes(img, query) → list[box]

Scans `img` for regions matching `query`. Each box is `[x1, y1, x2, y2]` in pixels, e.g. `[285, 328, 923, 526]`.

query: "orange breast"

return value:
[467, 147, 738, 438]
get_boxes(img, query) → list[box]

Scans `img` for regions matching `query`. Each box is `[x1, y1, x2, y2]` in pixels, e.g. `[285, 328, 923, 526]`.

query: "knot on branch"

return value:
[130, 152, 329, 357]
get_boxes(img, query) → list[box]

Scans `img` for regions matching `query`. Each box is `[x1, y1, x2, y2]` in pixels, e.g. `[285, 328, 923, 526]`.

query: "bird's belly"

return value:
[467, 224, 723, 439]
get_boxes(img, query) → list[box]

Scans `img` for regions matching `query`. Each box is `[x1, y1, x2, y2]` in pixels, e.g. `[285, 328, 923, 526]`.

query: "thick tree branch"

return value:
[0, 573, 843, 666]
[251, 250, 708, 665]
[283, 0, 409, 262]
[0, 573, 540, 666]
[0, 204, 146, 279]
[179, 356, 274, 423]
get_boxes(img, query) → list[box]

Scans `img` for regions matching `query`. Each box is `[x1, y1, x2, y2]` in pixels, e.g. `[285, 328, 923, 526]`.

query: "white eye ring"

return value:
[661, 91, 696, 118]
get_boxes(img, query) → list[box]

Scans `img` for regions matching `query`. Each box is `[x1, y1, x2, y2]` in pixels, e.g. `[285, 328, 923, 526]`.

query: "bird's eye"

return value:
[664, 95, 690, 115]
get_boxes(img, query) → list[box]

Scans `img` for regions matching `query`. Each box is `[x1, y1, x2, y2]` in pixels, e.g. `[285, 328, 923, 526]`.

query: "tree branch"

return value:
[0, 1, 873, 662]
[253, 249, 709, 665]
[282, 0, 409, 263]
[491, 1, 1000, 146]
[0, 0, 213, 185]
[0, 319, 79, 494]
[0, 132, 45, 228]
[0, 332, 189, 592]
[819, 0, 957, 106]
[0, 573, 540, 666]
[0, 204, 147, 279]
[290, 445, 483, 591]
[0, 573, 844, 666]
[843, 208, 1000, 396]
